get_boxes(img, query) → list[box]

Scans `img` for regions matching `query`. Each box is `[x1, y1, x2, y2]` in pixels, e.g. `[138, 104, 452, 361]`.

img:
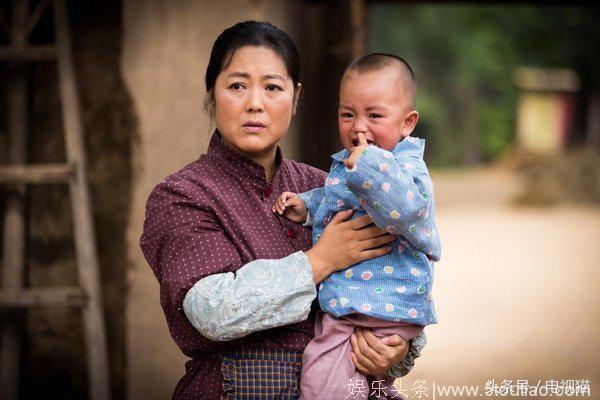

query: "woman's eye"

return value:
[229, 83, 245, 90]
[266, 84, 283, 92]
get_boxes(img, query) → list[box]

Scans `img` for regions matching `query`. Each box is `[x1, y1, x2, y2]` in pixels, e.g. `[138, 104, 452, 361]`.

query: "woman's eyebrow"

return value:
[226, 72, 285, 81]
[226, 71, 250, 78]
[264, 74, 286, 81]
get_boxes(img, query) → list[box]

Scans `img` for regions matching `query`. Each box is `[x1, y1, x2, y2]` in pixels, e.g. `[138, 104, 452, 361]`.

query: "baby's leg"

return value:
[300, 311, 423, 400]
[300, 311, 367, 400]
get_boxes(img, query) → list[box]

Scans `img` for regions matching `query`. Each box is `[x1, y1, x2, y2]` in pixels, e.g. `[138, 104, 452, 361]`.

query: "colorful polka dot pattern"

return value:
[299, 137, 440, 326]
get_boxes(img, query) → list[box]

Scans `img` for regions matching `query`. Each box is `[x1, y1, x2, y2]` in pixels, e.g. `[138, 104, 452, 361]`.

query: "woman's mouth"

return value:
[242, 121, 266, 132]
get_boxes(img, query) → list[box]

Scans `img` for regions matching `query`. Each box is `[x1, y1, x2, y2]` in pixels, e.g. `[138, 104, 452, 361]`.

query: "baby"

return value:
[274, 53, 441, 399]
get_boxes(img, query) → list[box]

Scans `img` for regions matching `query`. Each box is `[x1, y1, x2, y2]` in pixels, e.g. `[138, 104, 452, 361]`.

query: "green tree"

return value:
[370, 4, 600, 166]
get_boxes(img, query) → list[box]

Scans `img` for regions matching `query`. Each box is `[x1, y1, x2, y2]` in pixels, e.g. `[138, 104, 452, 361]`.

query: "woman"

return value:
[140, 21, 426, 399]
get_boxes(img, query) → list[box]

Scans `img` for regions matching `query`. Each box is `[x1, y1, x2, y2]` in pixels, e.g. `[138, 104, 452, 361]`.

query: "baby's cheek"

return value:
[373, 126, 400, 151]
[338, 123, 353, 146]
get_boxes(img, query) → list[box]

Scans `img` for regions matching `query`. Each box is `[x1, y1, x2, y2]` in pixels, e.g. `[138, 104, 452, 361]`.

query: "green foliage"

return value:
[369, 4, 600, 166]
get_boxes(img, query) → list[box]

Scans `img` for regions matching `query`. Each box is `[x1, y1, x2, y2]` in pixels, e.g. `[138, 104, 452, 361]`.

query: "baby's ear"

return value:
[402, 110, 419, 138]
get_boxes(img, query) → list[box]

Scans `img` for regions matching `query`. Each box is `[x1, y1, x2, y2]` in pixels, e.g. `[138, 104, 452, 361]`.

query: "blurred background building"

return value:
[0, 1, 598, 399]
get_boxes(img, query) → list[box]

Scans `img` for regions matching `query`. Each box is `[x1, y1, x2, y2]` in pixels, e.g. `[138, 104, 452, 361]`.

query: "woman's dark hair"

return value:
[204, 21, 301, 116]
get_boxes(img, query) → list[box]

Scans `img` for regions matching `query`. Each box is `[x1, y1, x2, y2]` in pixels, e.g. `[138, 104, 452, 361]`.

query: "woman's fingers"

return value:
[351, 329, 383, 374]
[354, 225, 389, 241]
[359, 329, 395, 358]
[358, 247, 392, 261]
[346, 213, 373, 229]
[352, 329, 408, 376]
[380, 334, 409, 362]
[350, 331, 377, 375]
[355, 329, 384, 361]
[381, 334, 405, 347]
[309, 210, 397, 275]
[360, 234, 396, 250]
[330, 209, 354, 224]
[360, 330, 409, 373]
[350, 351, 370, 376]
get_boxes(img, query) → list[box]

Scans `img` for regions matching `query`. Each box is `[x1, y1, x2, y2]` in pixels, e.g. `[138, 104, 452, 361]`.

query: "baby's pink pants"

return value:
[300, 311, 423, 400]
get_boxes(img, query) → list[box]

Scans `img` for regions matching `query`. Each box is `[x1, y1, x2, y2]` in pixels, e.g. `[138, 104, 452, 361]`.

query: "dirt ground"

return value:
[130, 167, 600, 399]
[393, 167, 600, 399]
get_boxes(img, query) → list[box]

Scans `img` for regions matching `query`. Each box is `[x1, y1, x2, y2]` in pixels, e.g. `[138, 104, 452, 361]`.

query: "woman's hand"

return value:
[350, 328, 409, 376]
[305, 210, 395, 284]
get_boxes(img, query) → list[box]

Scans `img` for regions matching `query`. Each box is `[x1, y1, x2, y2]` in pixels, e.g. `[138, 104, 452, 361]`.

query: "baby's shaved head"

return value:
[343, 53, 417, 109]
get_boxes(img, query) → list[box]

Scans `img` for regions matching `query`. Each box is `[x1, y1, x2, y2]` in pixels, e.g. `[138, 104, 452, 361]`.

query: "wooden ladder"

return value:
[0, 1, 111, 399]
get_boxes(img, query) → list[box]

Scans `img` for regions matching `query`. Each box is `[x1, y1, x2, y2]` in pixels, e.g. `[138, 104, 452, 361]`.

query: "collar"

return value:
[206, 130, 284, 184]
[331, 136, 426, 163]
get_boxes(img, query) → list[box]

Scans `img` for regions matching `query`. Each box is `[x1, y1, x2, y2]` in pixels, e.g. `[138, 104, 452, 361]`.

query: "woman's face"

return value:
[213, 45, 297, 162]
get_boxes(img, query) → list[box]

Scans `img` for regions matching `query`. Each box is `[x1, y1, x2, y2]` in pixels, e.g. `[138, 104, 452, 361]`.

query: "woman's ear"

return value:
[292, 83, 302, 115]
[401, 110, 419, 138]
[204, 90, 216, 119]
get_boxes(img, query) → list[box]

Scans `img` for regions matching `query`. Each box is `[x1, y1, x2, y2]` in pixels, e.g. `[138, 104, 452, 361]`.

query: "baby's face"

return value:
[338, 68, 414, 152]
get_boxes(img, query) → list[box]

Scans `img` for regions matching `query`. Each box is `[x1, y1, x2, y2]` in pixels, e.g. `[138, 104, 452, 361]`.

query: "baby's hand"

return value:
[344, 131, 368, 169]
[272, 192, 308, 223]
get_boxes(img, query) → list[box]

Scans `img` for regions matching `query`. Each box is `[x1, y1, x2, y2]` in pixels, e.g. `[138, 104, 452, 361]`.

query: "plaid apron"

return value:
[219, 348, 303, 400]
[219, 348, 392, 400]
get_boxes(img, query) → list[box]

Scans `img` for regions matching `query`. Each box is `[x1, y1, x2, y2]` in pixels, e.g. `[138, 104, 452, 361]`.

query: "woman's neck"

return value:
[218, 134, 278, 182]
[250, 151, 277, 183]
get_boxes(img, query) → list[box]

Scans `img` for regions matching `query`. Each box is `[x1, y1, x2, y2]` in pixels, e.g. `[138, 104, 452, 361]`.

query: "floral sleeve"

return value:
[183, 251, 317, 341]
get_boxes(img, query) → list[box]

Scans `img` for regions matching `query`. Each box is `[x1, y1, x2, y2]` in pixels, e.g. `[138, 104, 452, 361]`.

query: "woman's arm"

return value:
[183, 251, 316, 341]
[141, 176, 320, 346]
[140, 178, 252, 354]
[142, 176, 396, 347]
[184, 210, 395, 341]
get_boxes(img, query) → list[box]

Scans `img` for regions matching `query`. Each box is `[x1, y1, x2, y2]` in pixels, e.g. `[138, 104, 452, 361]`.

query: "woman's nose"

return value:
[246, 89, 264, 113]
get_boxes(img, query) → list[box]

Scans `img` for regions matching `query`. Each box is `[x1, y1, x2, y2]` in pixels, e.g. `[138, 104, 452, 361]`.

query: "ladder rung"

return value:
[0, 45, 56, 61]
[0, 163, 74, 184]
[0, 287, 87, 308]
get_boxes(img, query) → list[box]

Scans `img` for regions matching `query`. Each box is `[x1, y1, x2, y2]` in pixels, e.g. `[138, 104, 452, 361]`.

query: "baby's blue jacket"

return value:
[299, 137, 441, 326]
